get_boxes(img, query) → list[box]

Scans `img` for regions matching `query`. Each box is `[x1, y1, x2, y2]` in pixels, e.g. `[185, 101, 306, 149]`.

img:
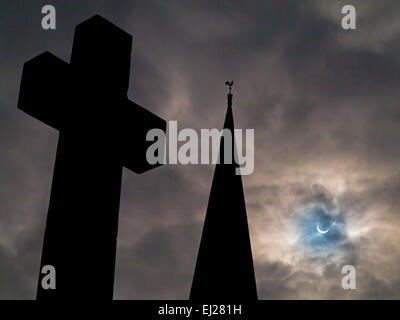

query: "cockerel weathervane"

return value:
[225, 81, 234, 94]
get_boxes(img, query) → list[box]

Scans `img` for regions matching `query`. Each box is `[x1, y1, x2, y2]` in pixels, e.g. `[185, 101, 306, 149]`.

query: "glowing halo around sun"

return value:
[293, 202, 349, 258]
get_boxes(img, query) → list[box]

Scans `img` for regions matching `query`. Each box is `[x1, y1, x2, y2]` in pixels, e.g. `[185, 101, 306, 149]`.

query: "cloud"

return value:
[115, 222, 201, 299]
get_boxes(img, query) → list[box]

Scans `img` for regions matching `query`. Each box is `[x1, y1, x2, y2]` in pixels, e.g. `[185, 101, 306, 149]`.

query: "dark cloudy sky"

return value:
[1, 0, 400, 299]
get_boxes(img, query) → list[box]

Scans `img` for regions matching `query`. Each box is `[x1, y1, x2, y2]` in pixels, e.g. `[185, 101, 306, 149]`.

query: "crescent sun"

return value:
[317, 225, 329, 234]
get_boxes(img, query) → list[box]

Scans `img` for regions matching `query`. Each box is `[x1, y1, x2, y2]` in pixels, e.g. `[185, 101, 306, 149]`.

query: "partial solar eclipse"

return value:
[316, 225, 329, 234]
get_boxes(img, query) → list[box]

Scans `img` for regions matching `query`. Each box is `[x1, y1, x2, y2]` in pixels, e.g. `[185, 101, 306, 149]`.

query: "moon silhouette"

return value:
[317, 225, 329, 234]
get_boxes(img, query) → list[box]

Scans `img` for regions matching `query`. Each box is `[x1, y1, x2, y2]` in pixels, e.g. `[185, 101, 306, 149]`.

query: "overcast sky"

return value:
[1, 0, 400, 299]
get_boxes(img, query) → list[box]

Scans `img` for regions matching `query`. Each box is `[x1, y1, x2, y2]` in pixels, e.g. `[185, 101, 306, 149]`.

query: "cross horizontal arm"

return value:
[18, 51, 70, 131]
[120, 99, 166, 173]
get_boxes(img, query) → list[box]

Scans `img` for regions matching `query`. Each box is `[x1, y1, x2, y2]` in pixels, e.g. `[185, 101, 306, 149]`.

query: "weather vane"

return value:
[225, 81, 234, 94]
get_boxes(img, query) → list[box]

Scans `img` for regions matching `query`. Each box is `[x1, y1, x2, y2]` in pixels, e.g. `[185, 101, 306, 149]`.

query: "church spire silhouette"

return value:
[190, 82, 258, 300]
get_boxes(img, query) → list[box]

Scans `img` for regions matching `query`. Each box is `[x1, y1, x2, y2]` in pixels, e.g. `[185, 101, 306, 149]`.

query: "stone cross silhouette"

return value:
[18, 15, 166, 299]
